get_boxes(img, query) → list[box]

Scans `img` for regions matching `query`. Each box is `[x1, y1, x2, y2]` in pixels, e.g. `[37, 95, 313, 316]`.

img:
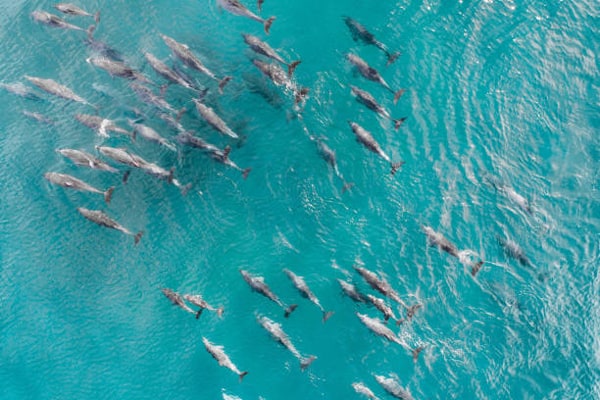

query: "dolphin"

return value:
[144, 52, 200, 92]
[57, 148, 119, 173]
[422, 225, 484, 276]
[353, 265, 408, 309]
[484, 175, 533, 214]
[160, 34, 232, 93]
[1, 82, 44, 101]
[23, 111, 54, 125]
[252, 59, 309, 104]
[87, 56, 150, 83]
[256, 314, 316, 370]
[343, 17, 400, 65]
[243, 34, 301, 76]
[135, 160, 192, 195]
[85, 26, 124, 62]
[366, 294, 402, 325]
[348, 121, 404, 175]
[24, 76, 93, 107]
[350, 85, 406, 129]
[346, 53, 404, 103]
[193, 99, 239, 139]
[202, 337, 248, 381]
[183, 294, 224, 319]
[217, 0, 275, 34]
[315, 138, 353, 192]
[75, 114, 130, 138]
[338, 279, 367, 303]
[54, 3, 94, 17]
[161, 288, 196, 315]
[130, 83, 185, 117]
[356, 313, 407, 347]
[352, 382, 380, 400]
[497, 235, 531, 267]
[96, 146, 146, 169]
[31, 10, 85, 31]
[77, 207, 143, 244]
[374, 375, 413, 400]
[283, 268, 333, 322]
[240, 270, 297, 317]
[176, 133, 251, 179]
[129, 121, 176, 151]
[45, 172, 114, 204]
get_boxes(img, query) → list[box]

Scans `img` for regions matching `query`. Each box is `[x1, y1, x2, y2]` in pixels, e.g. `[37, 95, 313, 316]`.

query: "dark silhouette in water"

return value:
[344, 16, 401, 65]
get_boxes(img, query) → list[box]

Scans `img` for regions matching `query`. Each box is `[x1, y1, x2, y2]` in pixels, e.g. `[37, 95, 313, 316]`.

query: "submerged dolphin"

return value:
[497, 235, 531, 267]
[77, 207, 143, 244]
[161, 288, 196, 315]
[57, 148, 119, 173]
[283, 268, 333, 322]
[45, 172, 114, 204]
[1, 82, 44, 101]
[350, 85, 406, 129]
[23, 111, 54, 125]
[183, 294, 224, 319]
[87, 56, 150, 83]
[193, 99, 239, 139]
[366, 294, 402, 325]
[344, 17, 400, 65]
[256, 314, 316, 370]
[374, 375, 413, 400]
[353, 265, 408, 309]
[357, 313, 423, 361]
[422, 225, 484, 276]
[24, 76, 93, 107]
[338, 279, 367, 303]
[348, 121, 404, 175]
[202, 337, 248, 381]
[129, 121, 176, 151]
[85, 26, 124, 61]
[352, 382, 380, 400]
[240, 270, 297, 317]
[144, 52, 200, 92]
[217, 0, 275, 34]
[54, 3, 94, 17]
[347, 53, 404, 103]
[243, 34, 301, 76]
[130, 83, 183, 115]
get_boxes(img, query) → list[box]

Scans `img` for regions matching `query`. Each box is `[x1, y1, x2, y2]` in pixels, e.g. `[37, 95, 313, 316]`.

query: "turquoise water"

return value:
[1, 0, 599, 399]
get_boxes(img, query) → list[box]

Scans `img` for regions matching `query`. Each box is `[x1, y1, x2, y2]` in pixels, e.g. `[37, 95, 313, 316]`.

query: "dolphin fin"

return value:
[242, 168, 251, 179]
[239, 371, 249, 382]
[393, 89, 405, 104]
[104, 186, 115, 204]
[134, 231, 144, 245]
[195, 308, 203, 319]
[322, 311, 334, 323]
[284, 304, 298, 318]
[218, 76, 232, 94]
[287, 60, 301, 77]
[412, 346, 425, 362]
[167, 167, 175, 184]
[300, 356, 316, 371]
[391, 161, 405, 176]
[386, 51, 401, 66]
[122, 170, 131, 184]
[86, 24, 96, 40]
[394, 117, 407, 130]
[264, 16, 275, 35]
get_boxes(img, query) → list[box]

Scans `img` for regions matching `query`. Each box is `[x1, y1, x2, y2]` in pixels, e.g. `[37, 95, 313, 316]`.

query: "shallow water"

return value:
[0, 0, 598, 399]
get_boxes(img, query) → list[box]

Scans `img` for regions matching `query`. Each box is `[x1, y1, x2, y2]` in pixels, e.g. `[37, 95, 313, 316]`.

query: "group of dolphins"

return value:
[6, 2, 538, 399]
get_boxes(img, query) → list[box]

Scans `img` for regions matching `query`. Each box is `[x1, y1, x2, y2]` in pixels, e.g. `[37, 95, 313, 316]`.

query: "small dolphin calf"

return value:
[484, 175, 533, 214]
[217, 0, 275, 34]
[1, 82, 43, 101]
[202, 337, 248, 381]
[344, 17, 400, 65]
[54, 3, 94, 17]
[347, 53, 404, 103]
[240, 270, 297, 317]
[31, 10, 84, 31]
[58, 148, 118, 173]
[183, 294, 224, 319]
[283, 268, 333, 322]
[75, 114, 129, 138]
[252, 59, 309, 104]
[23, 111, 54, 125]
[193, 99, 239, 139]
[161, 288, 196, 315]
[136, 160, 191, 195]
[352, 382, 380, 400]
[77, 207, 143, 244]
[243, 34, 301, 76]
[161, 34, 231, 93]
[256, 314, 316, 370]
[129, 121, 176, 151]
[338, 279, 367, 303]
[366, 294, 401, 325]
[314, 138, 353, 192]
[350, 86, 406, 130]
[87, 56, 149, 83]
[24, 76, 92, 107]
[45, 172, 114, 203]
[348, 121, 404, 175]
[85, 26, 124, 61]
[374, 375, 413, 400]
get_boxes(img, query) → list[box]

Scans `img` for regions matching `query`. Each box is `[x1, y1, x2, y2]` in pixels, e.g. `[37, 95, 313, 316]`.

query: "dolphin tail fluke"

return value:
[218, 76, 232, 94]
[322, 311, 334, 323]
[342, 182, 354, 193]
[264, 16, 275, 35]
[134, 231, 144, 245]
[395, 318, 405, 326]
[284, 304, 298, 318]
[195, 308, 203, 319]
[391, 161, 405, 176]
[122, 170, 131, 184]
[386, 51, 401, 66]
[180, 183, 192, 196]
[239, 371, 249, 382]
[130, 129, 137, 141]
[393, 89, 405, 105]
[94, 11, 101, 24]
[394, 117, 407, 130]
[412, 346, 425, 362]
[300, 356, 317, 371]
[471, 260, 484, 276]
[406, 303, 422, 320]
[287, 60, 301, 77]
[294, 87, 310, 105]
[176, 107, 187, 123]
[104, 186, 115, 204]
[216, 307, 224, 318]
[86, 24, 96, 40]
[242, 168, 251, 179]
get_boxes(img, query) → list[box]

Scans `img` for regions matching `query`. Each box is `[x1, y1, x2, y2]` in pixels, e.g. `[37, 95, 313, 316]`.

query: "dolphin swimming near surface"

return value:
[243, 34, 301, 76]
[85, 25, 124, 62]
[497, 235, 531, 267]
[31, 10, 85, 31]
[135, 160, 192, 195]
[161, 288, 196, 315]
[348, 121, 404, 175]
[45, 172, 114, 204]
[217, 0, 275, 34]
[54, 3, 94, 17]
[202, 337, 248, 381]
[87, 56, 150, 83]
[23, 111, 54, 125]
[24, 76, 93, 107]
[346, 53, 404, 104]
[252, 59, 309, 104]
[57, 148, 119, 173]
[283, 268, 333, 322]
[352, 382, 380, 400]
[483, 174, 533, 214]
[96, 146, 146, 169]
[343, 17, 400, 65]
[338, 279, 367, 303]
[77, 207, 143, 244]
[193, 99, 239, 139]
[183, 294, 224, 319]
[240, 270, 297, 317]
[256, 314, 316, 370]
[366, 294, 401, 325]
[129, 121, 176, 151]
[353, 265, 408, 309]
[350, 85, 406, 129]
[75, 113, 130, 138]
[374, 375, 413, 400]
[1, 82, 44, 101]
[422, 225, 484, 276]
[356, 313, 406, 346]
[160, 34, 232, 93]
[144, 52, 200, 92]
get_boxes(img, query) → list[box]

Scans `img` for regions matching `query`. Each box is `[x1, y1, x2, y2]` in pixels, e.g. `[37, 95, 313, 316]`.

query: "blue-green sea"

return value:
[1, 0, 599, 399]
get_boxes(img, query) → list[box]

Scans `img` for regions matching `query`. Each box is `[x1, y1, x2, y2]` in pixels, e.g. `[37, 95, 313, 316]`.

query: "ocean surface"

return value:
[0, 0, 598, 399]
